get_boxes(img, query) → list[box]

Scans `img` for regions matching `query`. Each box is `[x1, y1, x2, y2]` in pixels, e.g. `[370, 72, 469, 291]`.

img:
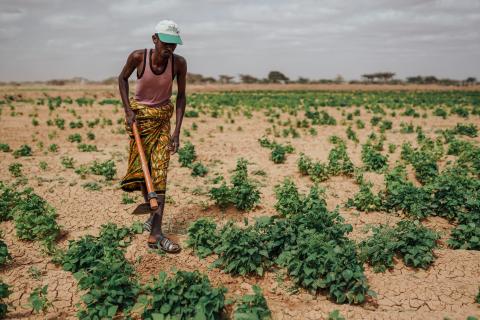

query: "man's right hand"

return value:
[125, 110, 136, 127]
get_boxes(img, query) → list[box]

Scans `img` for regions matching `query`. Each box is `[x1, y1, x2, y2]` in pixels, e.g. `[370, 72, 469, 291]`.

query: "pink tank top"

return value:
[134, 48, 174, 106]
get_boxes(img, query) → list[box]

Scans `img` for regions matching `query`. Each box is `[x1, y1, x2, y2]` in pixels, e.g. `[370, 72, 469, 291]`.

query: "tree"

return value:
[239, 74, 259, 84]
[219, 75, 234, 84]
[267, 71, 289, 83]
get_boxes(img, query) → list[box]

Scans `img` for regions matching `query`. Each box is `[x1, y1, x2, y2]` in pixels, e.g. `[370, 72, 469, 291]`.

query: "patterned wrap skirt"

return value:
[120, 97, 174, 194]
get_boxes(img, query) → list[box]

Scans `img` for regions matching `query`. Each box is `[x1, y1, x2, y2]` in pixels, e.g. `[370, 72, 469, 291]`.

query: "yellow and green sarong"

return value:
[120, 97, 174, 194]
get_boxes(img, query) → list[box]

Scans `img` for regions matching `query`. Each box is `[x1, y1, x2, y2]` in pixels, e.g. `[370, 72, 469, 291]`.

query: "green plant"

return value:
[13, 189, 60, 249]
[270, 143, 287, 164]
[394, 220, 439, 269]
[191, 162, 209, 177]
[346, 181, 381, 212]
[273, 178, 303, 217]
[69, 120, 84, 129]
[28, 285, 51, 314]
[87, 131, 95, 140]
[447, 212, 480, 250]
[178, 141, 196, 167]
[358, 225, 400, 272]
[0, 280, 11, 319]
[209, 159, 260, 212]
[13, 144, 32, 158]
[82, 182, 101, 191]
[0, 237, 11, 267]
[476, 288, 480, 304]
[234, 285, 271, 320]
[8, 163, 22, 177]
[54, 117, 65, 130]
[78, 143, 98, 152]
[346, 126, 359, 143]
[121, 193, 136, 204]
[186, 218, 219, 258]
[68, 133, 82, 143]
[328, 141, 355, 176]
[139, 270, 227, 320]
[209, 182, 233, 210]
[89, 160, 116, 180]
[328, 310, 346, 320]
[39, 161, 48, 171]
[61, 156, 75, 169]
[48, 143, 58, 153]
[0, 144, 11, 152]
[212, 221, 270, 276]
[361, 143, 388, 172]
[277, 229, 370, 304]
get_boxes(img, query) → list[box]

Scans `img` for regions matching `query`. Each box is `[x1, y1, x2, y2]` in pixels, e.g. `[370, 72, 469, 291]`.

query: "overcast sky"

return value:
[1, 0, 479, 82]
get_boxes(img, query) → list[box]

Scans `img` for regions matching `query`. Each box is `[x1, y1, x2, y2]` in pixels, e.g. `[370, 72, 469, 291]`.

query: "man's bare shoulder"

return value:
[128, 49, 145, 65]
[173, 53, 187, 66]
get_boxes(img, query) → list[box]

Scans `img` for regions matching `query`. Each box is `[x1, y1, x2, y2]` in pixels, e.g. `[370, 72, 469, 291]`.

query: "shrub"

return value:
[358, 225, 400, 272]
[209, 182, 233, 210]
[78, 143, 98, 152]
[68, 133, 82, 143]
[8, 163, 22, 177]
[186, 218, 219, 258]
[328, 142, 355, 176]
[0, 280, 11, 318]
[0, 144, 11, 152]
[270, 144, 287, 164]
[13, 190, 60, 248]
[89, 160, 116, 181]
[191, 162, 208, 177]
[233, 285, 271, 320]
[212, 221, 270, 276]
[346, 181, 381, 212]
[447, 212, 480, 250]
[210, 159, 260, 212]
[48, 144, 59, 153]
[277, 230, 371, 304]
[273, 178, 303, 217]
[28, 285, 51, 314]
[13, 144, 32, 158]
[361, 143, 388, 172]
[61, 156, 75, 169]
[140, 270, 227, 320]
[0, 236, 12, 266]
[178, 141, 196, 167]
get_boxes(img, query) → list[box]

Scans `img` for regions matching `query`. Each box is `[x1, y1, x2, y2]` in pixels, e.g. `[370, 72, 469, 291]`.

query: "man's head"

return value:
[153, 20, 182, 58]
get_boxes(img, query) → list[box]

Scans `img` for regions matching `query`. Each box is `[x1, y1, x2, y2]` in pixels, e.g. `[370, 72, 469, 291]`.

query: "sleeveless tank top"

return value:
[134, 48, 174, 106]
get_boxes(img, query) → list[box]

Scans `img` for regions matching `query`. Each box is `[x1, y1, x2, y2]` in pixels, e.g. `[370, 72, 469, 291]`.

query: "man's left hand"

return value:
[169, 134, 180, 154]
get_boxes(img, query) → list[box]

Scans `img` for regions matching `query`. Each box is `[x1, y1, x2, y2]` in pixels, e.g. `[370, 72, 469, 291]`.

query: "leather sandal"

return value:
[147, 235, 181, 254]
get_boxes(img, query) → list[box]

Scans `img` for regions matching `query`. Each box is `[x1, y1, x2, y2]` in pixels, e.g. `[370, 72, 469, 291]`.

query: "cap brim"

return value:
[157, 33, 183, 45]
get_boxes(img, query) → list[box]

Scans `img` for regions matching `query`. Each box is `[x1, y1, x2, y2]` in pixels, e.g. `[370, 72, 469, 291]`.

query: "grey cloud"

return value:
[0, 0, 478, 81]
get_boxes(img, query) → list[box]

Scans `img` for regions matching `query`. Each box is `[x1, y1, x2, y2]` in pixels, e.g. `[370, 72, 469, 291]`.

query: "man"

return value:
[118, 20, 187, 253]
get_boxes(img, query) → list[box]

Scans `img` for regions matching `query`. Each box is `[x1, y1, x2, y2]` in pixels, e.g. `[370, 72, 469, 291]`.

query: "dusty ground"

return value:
[0, 84, 479, 319]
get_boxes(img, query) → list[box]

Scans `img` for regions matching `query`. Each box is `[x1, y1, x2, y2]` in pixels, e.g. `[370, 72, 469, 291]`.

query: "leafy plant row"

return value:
[59, 222, 270, 319]
[189, 178, 375, 304]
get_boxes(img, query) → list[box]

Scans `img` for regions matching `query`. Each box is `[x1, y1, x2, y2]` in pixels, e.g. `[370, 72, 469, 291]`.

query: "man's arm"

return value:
[118, 50, 141, 127]
[171, 55, 187, 154]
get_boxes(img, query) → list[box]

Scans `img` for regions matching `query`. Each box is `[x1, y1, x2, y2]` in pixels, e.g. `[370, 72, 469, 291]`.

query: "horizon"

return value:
[1, 0, 479, 82]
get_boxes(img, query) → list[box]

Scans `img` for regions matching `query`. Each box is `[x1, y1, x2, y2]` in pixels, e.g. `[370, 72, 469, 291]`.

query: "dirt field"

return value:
[0, 84, 479, 319]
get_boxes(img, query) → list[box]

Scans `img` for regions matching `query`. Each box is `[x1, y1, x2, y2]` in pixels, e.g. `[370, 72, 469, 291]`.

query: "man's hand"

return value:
[169, 134, 180, 154]
[125, 109, 136, 128]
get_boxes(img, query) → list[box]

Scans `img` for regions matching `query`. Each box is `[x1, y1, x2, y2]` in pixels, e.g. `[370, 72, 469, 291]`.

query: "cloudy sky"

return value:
[1, 0, 479, 82]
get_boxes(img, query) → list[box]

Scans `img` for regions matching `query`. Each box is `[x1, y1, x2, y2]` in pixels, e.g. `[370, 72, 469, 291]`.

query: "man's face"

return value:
[153, 34, 177, 58]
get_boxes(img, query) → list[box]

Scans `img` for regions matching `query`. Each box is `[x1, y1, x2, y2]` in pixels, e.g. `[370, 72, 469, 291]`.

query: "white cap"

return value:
[154, 20, 183, 45]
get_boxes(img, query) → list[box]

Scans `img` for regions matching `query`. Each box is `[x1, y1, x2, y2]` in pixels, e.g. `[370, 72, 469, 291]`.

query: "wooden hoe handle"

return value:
[132, 122, 158, 210]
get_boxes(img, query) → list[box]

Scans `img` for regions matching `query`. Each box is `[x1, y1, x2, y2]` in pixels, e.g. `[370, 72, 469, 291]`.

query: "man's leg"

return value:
[147, 191, 180, 252]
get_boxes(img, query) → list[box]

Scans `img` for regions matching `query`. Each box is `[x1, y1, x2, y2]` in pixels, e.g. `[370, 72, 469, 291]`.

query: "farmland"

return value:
[0, 84, 479, 319]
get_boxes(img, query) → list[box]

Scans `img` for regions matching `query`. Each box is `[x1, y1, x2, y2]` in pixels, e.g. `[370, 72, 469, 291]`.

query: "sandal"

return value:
[148, 235, 181, 253]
